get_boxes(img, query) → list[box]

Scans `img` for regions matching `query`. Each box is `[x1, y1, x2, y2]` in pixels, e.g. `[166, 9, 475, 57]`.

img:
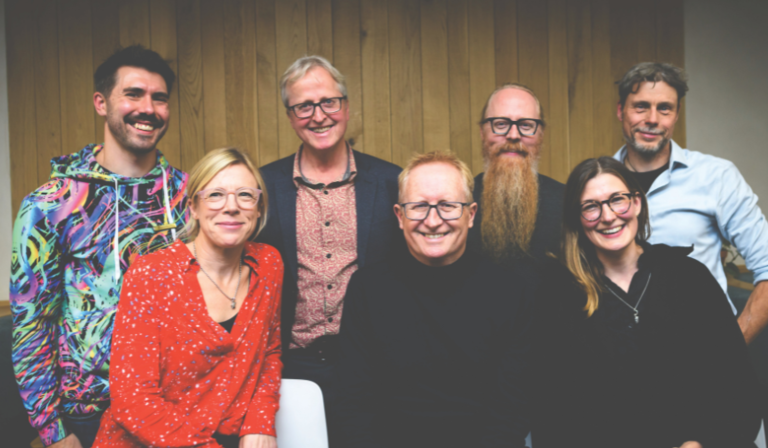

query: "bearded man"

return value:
[467, 84, 565, 262]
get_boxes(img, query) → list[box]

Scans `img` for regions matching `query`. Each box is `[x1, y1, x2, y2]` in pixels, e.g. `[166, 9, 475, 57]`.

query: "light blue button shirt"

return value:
[614, 140, 768, 313]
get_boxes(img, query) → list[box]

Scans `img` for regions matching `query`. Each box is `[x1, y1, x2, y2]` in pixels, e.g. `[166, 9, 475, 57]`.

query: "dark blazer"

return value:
[257, 149, 403, 348]
[467, 172, 564, 261]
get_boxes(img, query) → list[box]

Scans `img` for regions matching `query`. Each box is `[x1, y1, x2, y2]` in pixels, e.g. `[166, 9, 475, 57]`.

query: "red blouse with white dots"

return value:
[93, 240, 283, 448]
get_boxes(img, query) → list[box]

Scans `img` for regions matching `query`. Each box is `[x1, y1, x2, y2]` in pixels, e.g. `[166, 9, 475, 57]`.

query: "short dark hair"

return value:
[94, 45, 176, 96]
[616, 62, 688, 107]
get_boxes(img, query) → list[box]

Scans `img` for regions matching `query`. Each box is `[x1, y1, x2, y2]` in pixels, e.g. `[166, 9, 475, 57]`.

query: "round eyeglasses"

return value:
[481, 117, 543, 137]
[399, 202, 472, 221]
[197, 187, 262, 210]
[580, 193, 636, 222]
[287, 96, 347, 119]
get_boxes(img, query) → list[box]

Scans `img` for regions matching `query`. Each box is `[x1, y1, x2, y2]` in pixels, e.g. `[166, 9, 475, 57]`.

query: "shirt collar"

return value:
[179, 240, 261, 274]
[616, 139, 688, 172]
[292, 142, 357, 189]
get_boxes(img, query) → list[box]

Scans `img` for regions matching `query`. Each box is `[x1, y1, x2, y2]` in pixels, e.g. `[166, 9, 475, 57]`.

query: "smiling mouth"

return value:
[132, 122, 155, 131]
[422, 232, 448, 239]
[598, 225, 623, 235]
[311, 125, 333, 133]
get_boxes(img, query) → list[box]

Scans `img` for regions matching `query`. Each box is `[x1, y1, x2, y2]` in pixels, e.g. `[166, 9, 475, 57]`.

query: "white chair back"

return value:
[275, 379, 329, 448]
[757, 419, 766, 448]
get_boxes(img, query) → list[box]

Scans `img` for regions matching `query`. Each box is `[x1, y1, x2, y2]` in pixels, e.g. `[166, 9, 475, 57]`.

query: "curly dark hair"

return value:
[616, 62, 688, 107]
[94, 45, 175, 96]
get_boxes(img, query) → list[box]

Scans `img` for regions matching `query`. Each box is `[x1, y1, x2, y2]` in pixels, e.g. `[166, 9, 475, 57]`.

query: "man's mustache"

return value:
[492, 142, 529, 159]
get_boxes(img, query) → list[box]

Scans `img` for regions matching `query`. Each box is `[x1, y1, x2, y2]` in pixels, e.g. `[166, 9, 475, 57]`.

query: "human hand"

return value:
[48, 434, 84, 448]
[240, 434, 277, 448]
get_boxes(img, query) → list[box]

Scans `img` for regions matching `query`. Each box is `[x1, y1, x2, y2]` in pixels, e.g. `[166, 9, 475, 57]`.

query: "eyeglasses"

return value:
[287, 96, 347, 119]
[197, 187, 262, 210]
[399, 202, 472, 221]
[481, 117, 543, 137]
[580, 193, 636, 222]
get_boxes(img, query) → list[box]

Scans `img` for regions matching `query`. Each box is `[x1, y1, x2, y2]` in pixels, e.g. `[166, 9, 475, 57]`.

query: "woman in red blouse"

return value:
[94, 148, 283, 448]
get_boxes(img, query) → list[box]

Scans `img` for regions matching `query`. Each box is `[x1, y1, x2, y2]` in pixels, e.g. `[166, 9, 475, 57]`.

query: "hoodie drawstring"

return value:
[161, 168, 178, 241]
[113, 178, 121, 284]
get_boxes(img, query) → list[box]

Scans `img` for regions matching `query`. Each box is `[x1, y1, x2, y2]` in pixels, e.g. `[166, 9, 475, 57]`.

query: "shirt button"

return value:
[325, 221, 330, 227]
[323, 190, 329, 195]
[327, 284, 333, 290]
[328, 317, 333, 322]
[326, 253, 332, 259]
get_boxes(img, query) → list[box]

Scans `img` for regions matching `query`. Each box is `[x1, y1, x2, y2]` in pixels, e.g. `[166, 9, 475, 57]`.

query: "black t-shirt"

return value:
[217, 313, 237, 333]
[628, 160, 669, 193]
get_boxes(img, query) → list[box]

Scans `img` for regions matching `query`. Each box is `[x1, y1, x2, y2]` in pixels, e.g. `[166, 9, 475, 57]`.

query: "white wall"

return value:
[685, 0, 768, 208]
[0, 0, 12, 302]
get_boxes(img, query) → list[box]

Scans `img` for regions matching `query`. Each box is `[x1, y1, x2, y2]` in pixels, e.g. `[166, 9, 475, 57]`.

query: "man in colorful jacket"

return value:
[10, 45, 188, 448]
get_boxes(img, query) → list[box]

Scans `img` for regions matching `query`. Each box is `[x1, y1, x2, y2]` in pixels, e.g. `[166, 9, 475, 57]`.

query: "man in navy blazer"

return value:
[257, 56, 402, 420]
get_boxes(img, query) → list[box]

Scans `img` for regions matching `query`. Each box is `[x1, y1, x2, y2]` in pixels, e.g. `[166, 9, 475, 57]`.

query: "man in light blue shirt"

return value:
[613, 62, 768, 344]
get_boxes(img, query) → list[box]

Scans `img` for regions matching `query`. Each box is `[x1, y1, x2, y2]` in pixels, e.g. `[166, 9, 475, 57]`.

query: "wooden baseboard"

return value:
[0, 300, 10, 317]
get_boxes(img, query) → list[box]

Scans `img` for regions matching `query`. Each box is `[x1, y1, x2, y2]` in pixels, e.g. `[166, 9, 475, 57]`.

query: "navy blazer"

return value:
[257, 149, 403, 348]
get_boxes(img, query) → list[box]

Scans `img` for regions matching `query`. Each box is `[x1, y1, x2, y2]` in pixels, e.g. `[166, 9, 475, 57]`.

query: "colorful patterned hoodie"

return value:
[10, 144, 188, 446]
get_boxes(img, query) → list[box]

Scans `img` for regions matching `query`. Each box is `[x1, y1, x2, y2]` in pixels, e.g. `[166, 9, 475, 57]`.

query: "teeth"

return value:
[424, 233, 448, 239]
[599, 226, 622, 235]
[312, 126, 332, 133]
[133, 123, 154, 131]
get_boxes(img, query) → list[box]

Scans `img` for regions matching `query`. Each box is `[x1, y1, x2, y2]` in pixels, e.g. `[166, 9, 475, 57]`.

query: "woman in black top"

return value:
[532, 157, 761, 448]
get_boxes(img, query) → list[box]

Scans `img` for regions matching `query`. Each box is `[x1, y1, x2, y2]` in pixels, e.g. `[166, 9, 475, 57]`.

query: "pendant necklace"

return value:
[603, 272, 652, 324]
[193, 242, 241, 310]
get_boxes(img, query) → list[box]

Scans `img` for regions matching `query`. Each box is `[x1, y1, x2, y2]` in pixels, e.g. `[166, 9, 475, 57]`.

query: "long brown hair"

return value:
[561, 157, 650, 316]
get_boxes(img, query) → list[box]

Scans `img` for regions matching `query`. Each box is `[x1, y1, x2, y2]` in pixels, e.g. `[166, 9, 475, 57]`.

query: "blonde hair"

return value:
[181, 148, 269, 242]
[280, 55, 347, 108]
[398, 150, 474, 203]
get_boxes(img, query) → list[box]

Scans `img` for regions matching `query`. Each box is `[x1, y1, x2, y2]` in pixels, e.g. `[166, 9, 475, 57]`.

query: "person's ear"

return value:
[94, 92, 108, 117]
[467, 202, 478, 228]
[394, 204, 405, 230]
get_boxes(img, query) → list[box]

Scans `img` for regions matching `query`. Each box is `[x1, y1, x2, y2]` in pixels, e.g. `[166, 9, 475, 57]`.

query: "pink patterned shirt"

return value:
[291, 147, 358, 349]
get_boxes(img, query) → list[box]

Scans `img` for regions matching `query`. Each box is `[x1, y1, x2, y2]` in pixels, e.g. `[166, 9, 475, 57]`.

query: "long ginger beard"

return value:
[481, 142, 539, 261]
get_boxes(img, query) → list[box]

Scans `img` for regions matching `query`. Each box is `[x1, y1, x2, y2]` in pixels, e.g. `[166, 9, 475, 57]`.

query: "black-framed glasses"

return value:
[399, 201, 472, 221]
[481, 117, 543, 137]
[287, 96, 347, 118]
[580, 193, 636, 222]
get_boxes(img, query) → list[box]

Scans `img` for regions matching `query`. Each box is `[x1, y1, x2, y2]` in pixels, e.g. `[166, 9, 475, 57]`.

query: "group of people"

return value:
[6, 43, 767, 448]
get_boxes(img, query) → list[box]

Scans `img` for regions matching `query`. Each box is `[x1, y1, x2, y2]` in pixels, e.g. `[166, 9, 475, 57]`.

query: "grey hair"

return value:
[617, 62, 688, 107]
[279, 55, 347, 108]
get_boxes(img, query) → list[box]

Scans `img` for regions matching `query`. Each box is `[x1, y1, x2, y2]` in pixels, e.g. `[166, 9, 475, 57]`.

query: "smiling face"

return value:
[580, 173, 642, 258]
[480, 87, 543, 169]
[396, 162, 477, 267]
[95, 66, 170, 154]
[190, 164, 261, 251]
[617, 80, 679, 158]
[285, 66, 349, 154]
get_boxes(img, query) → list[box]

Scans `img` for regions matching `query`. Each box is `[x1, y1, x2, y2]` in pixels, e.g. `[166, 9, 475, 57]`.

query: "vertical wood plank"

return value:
[634, 3, 656, 63]
[58, 0, 96, 154]
[275, 0, 307, 158]
[118, 0, 150, 47]
[468, 0, 496, 175]
[548, 0, 570, 182]
[516, 0, 551, 175]
[388, 0, 423, 166]
[567, 0, 594, 167]
[200, 0, 228, 152]
[360, 0, 391, 162]
[590, 0, 618, 158]
[91, 0, 120, 146]
[420, 0, 450, 154]
[176, 0, 205, 171]
[655, 0, 686, 148]
[609, 0, 637, 83]
[255, 0, 280, 165]
[150, 0, 181, 168]
[493, 0, 517, 85]
[447, 0, 472, 168]
[223, 0, 259, 163]
[33, 0, 63, 183]
[307, 0, 333, 61]
[332, 0, 363, 151]
[6, 0, 38, 215]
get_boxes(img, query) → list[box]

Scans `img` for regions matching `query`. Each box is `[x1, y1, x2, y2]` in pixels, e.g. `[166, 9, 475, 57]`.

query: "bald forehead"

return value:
[485, 87, 541, 120]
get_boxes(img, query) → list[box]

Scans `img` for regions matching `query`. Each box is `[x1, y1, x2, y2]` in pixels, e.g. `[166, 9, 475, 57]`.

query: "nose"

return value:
[223, 192, 240, 213]
[137, 94, 155, 115]
[423, 206, 444, 228]
[311, 103, 328, 122]
[646, 107, 659, 125]
[506, 123, 521, 140]
[600, 202, 617, 222]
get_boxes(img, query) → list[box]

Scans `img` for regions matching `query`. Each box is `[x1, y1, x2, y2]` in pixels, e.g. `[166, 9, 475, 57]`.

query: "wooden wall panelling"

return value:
[608, 0, 638, 160]
[33, 0, 62, 184]
[388, 0, 423, 166]
[200, 1, 227, 155]
[446, 0, 472, 167]
[655, 0, 686, 148]
[468, 0, 496, 175]
[420, 0, 450, 154]
[590, 0, 618, 158]
[255, 0, 280, 166]
[58, 0, 96, 158]
[6, 0, 39, 216]
[332, 0, 363, 151]
[275, 0, 307, 158]
[306, 0, 333, 61]
[119, 0, 150, 48]
[223, 0, 259, 164]
[175, 0, 205, 172]
[91, 0, 120, 146]
[360, 0, 392, 162]
[150, 0, 181, 168]
[633, 3, 657, 63]
[547, 0, 570, 182]
[493, 0, 518, 85]
[566, 0, 594, 167]
[516, 0, 551, 176]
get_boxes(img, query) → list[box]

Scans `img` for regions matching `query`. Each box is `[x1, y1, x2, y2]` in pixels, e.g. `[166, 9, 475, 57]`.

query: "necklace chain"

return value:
[603, 272, 652, 324]
[193, 242, 241, 310]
